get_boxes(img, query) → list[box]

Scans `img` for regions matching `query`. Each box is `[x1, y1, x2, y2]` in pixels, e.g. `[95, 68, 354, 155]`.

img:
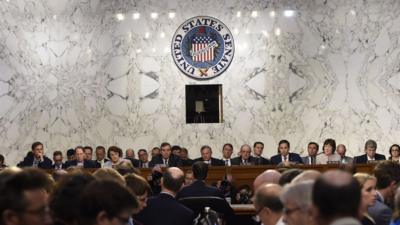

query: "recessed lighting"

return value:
[150, 12, 158, 19]
[132, 13, 140, 20]
[251, 11, 258, 18]
[236, 11, 241, 18]
[275, 28, 281, 36]
[168, 12, 175, 19]
[283, 10, 295, 17]
[116, 13, 125, 21]
[269, 11, 276, 18]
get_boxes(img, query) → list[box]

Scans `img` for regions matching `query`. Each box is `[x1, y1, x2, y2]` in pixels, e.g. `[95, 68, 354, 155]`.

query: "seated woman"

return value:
[104, 146, 133, 169]
[316, 138, 341, 164]
[353, 173, 377, 225]
[389, 144, 400, 162]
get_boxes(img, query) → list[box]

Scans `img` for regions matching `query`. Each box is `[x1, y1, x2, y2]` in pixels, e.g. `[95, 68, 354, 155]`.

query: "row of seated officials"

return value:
[3, 157, 400, 225]
[5, 138, 399, 170]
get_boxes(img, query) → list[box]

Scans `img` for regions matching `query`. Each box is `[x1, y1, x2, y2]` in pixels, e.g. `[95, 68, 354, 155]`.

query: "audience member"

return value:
[337, 144, 353, 164]
[281, 181, 314, 225]
[134, 167, 194, 225]
[125, 173, 152, 212]
[353, 173, 377, 225]
[64, 146, 97, 169]
[316, 138, 341, 164]
[194, 145, 224, 166]
[253, 169, 282, 190]
[354, 140, 386, 164]
[278, 169, 303, 186]
[389, 144, 400, 162]
[49, 171, 94, 225]
[17, 142, 52, 169]
[83, 146, 93, 160]
[92, 167, 125, 185]
[231, 144, 255, 166]
[271, 140, 302, 165]
[312, 170, 361, 225]
[254, 183, 284, 225]
[0, 168, 53, 225]
[302, 142, 319, 165]
[253, 141, 271, 165]
[78, 180, 139, 225]
[52, 151, 65, 170]
[149, 142, 182, 167]
[221, 143, 234, 166]
[368, 161, 400, 225]
[291, 170, 321, 184]
[184, 170, 194, 186]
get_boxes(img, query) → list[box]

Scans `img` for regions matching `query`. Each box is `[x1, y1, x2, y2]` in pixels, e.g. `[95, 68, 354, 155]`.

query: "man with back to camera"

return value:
[64, 146, 97, 169]
[252, 141, 271, 165]
[194, 145, 224, 166]
[149, 142, 182, 167]
[354, 139, 386, 164]
[253, 183, 285, 225]
[231, 144, 255, 166]
[17, 141, 52, 169]
[301, 142, 319, 165]
[270, 140, 303, 165]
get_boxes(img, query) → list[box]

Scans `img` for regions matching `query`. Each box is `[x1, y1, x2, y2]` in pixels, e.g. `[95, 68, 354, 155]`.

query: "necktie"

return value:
[225, 160, 229, 166]
[164, 159, 168, 166]
[33, 159, 39, 168]
[311, 156, 316, 164]
[283, 156, 287, 162]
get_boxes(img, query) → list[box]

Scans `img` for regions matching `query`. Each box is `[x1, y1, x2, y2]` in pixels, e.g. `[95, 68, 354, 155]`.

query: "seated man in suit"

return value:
[52, 151, 65, 170]
[231, 144, 255, 166]
[253, 141, 271, 165]
[180, 147, 194, 167]
[354, 139, 386, 164]
[301, 142, 319, 165]
[194, 145, 224, 166]
[17, 141, 52, 169]
[336, 144, 353, 164]
[149, 142, 182, 167]
[221, 143, 234, 166]
[137, 149, 150, 168]
[125, 148, 135, 160]
[270, 140, 303, 165]
[64, 146, 98, 168]
[83, 146, 94, 160]
[95, 146, 109, 168]
[134, 167, 195, 225]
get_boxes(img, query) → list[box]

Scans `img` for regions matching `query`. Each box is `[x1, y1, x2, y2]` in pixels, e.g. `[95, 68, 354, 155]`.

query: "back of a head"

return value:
[254, 183, 283, 214]
[313, 170, 360, 222]
[79, 180, 138, 225]
[50, 172, 95, 225]
[374, 161, 400, 190]
[253, 169, 281, 190]
[163, 167, 185, 193]
[279, 169, 303, 186]
[93, 168, 125, 185]
[125, 173, 152, 196]
[192, 161, 208, 181]
[291, 170, 321, 184]
[281, 181, 314, 210]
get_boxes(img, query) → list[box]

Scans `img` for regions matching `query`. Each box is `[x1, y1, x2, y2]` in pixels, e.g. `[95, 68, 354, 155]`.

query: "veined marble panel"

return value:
[0, 0, 400, 165]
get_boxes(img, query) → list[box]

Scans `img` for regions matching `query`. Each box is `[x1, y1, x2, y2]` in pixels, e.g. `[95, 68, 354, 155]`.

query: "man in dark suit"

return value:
[64, 146, 98, 168]
[354, 139, 386, 164]
[137, 149, 150, 168]
[252, 141, 271, 165]
[52, 151, 66, 169]
[134, 167, 195, 225]
[95, 146, 109, 168]
[302, 142, 319, 165]
[17, 141, 52, 169]
[221, 143, 234, 166]
[194, 145, 224, 166]
[368, 161, 400, 225]
[270, 140, 303, 165]
[231, 144, 255, 166]
[149, 142, 182, 167]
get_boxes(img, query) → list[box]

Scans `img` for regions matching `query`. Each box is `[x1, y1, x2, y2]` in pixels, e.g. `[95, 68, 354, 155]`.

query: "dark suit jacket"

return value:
[193, 157, 225, 166]
[51, 163, 66, 169]
[368, 192, 391, 225]
[181, 158, 194, 167]
[231, 156, 255, 165]
[95, 158, 109, 167]
[354, 153, 386, 164]
[126, 158, 140, 167]
[149, 154, 183, 167]
[134, 193, 194, 225]
[176, 180, 224, 200]
[270, 153, 303, 165]
[64, 159, 98, 168]
[17, 154, 53, 169]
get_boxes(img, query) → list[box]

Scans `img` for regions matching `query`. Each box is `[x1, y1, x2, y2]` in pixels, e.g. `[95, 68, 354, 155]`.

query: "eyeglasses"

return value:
[283, 206, 301, 215]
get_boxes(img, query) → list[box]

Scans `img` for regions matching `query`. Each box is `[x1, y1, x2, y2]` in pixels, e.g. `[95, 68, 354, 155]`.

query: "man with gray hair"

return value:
[354, 139, 386, 164]
[254, 183, 284, 225]
[281, 181, 314, 225]
[231, 144, 255, 166]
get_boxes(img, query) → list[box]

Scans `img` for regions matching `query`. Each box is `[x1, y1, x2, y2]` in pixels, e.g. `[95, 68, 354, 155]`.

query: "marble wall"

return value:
[1, 0, 400, 165]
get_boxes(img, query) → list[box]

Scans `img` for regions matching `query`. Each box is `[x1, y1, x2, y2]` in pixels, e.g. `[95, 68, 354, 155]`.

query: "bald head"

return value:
[162, 167, 185, 193]
[291, 170, 321, 184]
[254, 169, 282, 190]
[254, 184, 283, 212]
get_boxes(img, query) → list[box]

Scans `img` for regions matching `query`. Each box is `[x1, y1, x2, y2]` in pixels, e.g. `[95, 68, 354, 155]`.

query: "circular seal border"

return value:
[171, 16, 235, 80]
